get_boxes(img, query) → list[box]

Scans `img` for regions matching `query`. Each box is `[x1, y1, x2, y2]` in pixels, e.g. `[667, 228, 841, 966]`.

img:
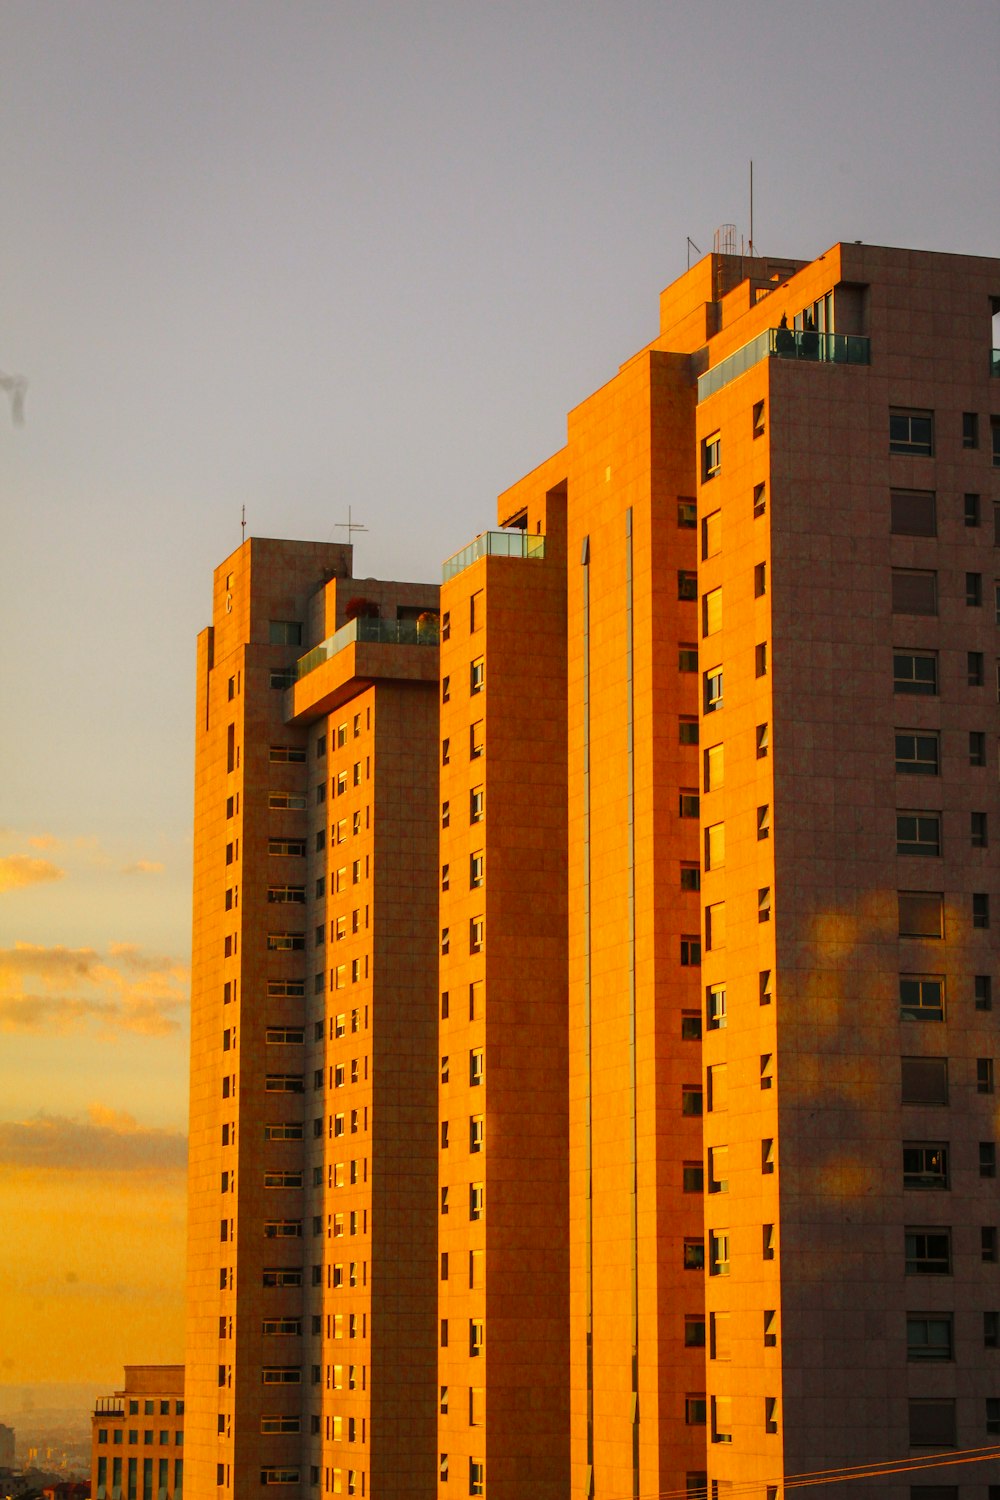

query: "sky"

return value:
[0, 0, 997, 1396]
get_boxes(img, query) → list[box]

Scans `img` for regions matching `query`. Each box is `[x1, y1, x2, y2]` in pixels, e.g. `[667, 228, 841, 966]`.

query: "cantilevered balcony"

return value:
[442, 528, 545, 582]
[697, 327, 871, 402]
[286, 614, 439, 724]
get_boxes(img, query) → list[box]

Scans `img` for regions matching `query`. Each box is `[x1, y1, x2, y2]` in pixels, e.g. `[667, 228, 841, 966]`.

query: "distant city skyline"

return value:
[1, 0, 998, 1388]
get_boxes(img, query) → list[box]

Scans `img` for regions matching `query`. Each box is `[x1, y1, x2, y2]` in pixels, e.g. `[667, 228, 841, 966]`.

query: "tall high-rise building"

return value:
[187, 539, 441, 1500]
[188, 243, 1000, 1500]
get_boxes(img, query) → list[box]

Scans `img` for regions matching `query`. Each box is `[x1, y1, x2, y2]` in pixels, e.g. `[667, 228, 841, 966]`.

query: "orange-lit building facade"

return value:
[187, 539, 440, 1500]
[189, 244, 1000, 1500]
[91, 1366, 184, 1500]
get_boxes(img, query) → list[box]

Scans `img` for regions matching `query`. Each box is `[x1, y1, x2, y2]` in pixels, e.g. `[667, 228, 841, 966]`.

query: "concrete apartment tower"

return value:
[486, 243, 1000, 1499]
[187, 538, 441, 1500]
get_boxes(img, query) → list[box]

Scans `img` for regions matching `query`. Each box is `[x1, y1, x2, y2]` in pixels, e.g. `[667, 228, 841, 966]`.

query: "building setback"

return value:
[188, 243, 1000, 1500]
[91, 1365, 184, 1500]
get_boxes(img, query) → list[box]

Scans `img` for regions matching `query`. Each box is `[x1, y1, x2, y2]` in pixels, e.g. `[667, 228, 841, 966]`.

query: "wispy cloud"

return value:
[0, 856, 65, 893]
[0, 1105, 187, 1171]
[121, 860, 165, 875]
[0, 943, 188, 1036]
[27, 833, 61, 851]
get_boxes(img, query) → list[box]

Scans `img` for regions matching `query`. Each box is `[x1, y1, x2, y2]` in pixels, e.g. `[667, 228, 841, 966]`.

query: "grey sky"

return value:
[1, 0, 998, 979]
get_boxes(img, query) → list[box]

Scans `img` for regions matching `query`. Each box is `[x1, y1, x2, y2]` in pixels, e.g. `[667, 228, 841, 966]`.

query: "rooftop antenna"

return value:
[241, 504, 246, 543]
[335, 506, 368, 548]
[686, 237, 702, 270]
[749, 159, 754, 257]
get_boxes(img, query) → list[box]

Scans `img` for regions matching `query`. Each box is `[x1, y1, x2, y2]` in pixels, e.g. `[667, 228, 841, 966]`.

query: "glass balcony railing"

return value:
[991, 348, 999, 377]
[697, 327, 871, 402]
[442, 529, 545, 582]
[295, 615, 439, 681]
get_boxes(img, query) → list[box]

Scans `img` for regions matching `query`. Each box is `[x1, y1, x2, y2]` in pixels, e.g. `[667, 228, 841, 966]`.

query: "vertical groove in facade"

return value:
[624, 508, 640, 1499]
[580, 535, 595, 1496]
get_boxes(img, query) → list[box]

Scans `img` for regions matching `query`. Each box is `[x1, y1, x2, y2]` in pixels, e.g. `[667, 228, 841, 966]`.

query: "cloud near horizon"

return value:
[0, 855, 65, 893]
[0, 942, 188, 1036]
[0, 1104, 188, 1171]
[121, 859, 165, 874]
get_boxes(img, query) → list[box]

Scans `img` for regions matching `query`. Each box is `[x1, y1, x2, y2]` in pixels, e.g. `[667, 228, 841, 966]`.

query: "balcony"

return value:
[295, 615, 438, 683]
[94, 1398, 125, 1416]
[442, 529, 545, 583]
[697, 327, 871, 402]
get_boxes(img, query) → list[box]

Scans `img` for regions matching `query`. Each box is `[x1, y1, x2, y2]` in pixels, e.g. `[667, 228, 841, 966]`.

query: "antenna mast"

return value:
[335, 506, 369, 547]
[749, 160, 754, 256]
[241, 504, 246, 543]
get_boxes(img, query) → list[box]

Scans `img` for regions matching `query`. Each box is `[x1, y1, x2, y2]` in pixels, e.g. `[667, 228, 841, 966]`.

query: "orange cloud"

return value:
[0, 855, 65, 893]
[27, 833, 62, 851]
[0, 1106, 187, 1171]
[0, 943, 188, 1036]
[121, 860, 165, 875]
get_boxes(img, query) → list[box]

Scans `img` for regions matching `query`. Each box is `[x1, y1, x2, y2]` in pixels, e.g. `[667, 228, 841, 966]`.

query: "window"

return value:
[677, 498, 697, 528]
[683, 1238, 704, 1270]
[764, 1397, 779, 1435]
[469, 916, 484, 953]
[988, 1399, 1000, 1436]
[903, 1144, 948, 1190]
[756, 722, 769, 758]
[684, 1316, 706, 1348]
[469, 1319, 484, 1357]
[679, 645, 699, 673]
[977, 975, 993, 1011]
[679, 789, 700, 819]
[678, 571, 698, 600]
[469, 852, 484, 889]
[985, 1312, 999, 1348]
[905, 1228, 951, 1275]
[680, 935, 701, 966]
[908, 1398, 956, 1447]
[682, 1010, 702, 1040]
[982, 1142, 997, 1178]
[680, 863, 701, 891]
[894, 651, 937, 695]
[907, 1315, 953, 1361]
[702, 509, 721, 558]
[470, 1459, 485, 1497]
[966, 492, 982, 526]
[711, 1395, 733, 1444]
[896, 731, 939, 776]
[702, 432, 721, 480]
[269, 669, 296, 690]
[994, 416, 1000, 467]
[470, 657, 485, 694]
[704, 742, 724, 790]
[470, 1115, 484, 1153]
[972, 812, 989, 847]
[974, 892, 990, 927]
[985, 1228, 998, 1262]
[685, 1395, 707, 1426]
[267, 884, 306, 904]
[898, 891, 943, 937]
[890, 409, 933, 457]
[901, 1057, 948, 1105]
[470, 1049, 484, 1087]
[706, 902, 725, 951]
[964, 411, 980, 448]
[709, 1230, 730, 1277]
[469, 1182, 484, 1220]
[269, 745, 306, 764]
[679, 716, 699, 744]
[761, 1137, 775, 1174]
[757, 804, 770, 840]
[753, 399, 765, 437]
[712, 1311, 732, 1360]
[681, 1086, 703, 1117]
[967, 571, 984, 607]
[979, 1058, 995, 1093]
[892, 570, 938, 615]
[896, 813, 941, 857]
[708, 1145, 728, 1193]
[891, 490, 937, 536]
[470, 720, 484, 759]
[762, 1310, 777, 1349]
[682, 1161, 704, 1193]
[969, 650, 985, 686]
[900, 976, 944, 1021]
[758, 886, 771, 922]
[264, 1075, 305, 1094]
[753, 482, 766, 517]
[269, 620, 303, 645]
[754, 562, 767, 597]
[470, 786, 484, 823]
[704, 822, 724, 868]
[702, 588, 721, 635]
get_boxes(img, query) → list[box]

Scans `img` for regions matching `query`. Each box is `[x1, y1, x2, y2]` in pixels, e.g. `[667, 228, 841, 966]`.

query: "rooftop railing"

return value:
[93, 1398, 125, 1416]
[697, 327, 871, 402]
[442, 529, 545, 583]
[295, 615, 439, 682]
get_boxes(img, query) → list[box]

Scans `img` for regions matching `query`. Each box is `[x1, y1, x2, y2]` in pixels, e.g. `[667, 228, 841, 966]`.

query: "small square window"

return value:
[907, 1315, 953, 1361]
[678, 716, 699, 744]
[677, 498, 697, 528]
[892, 570, 938, 616]
[890, 409, 933, 458]
[683, 1238, 704, 1270]
[683, 1161, 704, 1193]
[896, 731, 939, 776]
[896, 812, 941, 857]
[899, 976, 944, 1022]
[891, 490, 937, 536]
[681, 1011, 701, 1040]
[901, 1056, 948, 1105]
[680, 935, 701, 967]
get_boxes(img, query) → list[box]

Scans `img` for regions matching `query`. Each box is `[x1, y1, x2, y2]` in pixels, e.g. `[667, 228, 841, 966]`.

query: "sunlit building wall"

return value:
[91, 1365, 184, 1500]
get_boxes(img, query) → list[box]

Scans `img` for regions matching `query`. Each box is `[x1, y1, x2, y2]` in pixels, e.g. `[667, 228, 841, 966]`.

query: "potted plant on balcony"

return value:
[416, 610, 440, 642]
[343, 597, 379, 621]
